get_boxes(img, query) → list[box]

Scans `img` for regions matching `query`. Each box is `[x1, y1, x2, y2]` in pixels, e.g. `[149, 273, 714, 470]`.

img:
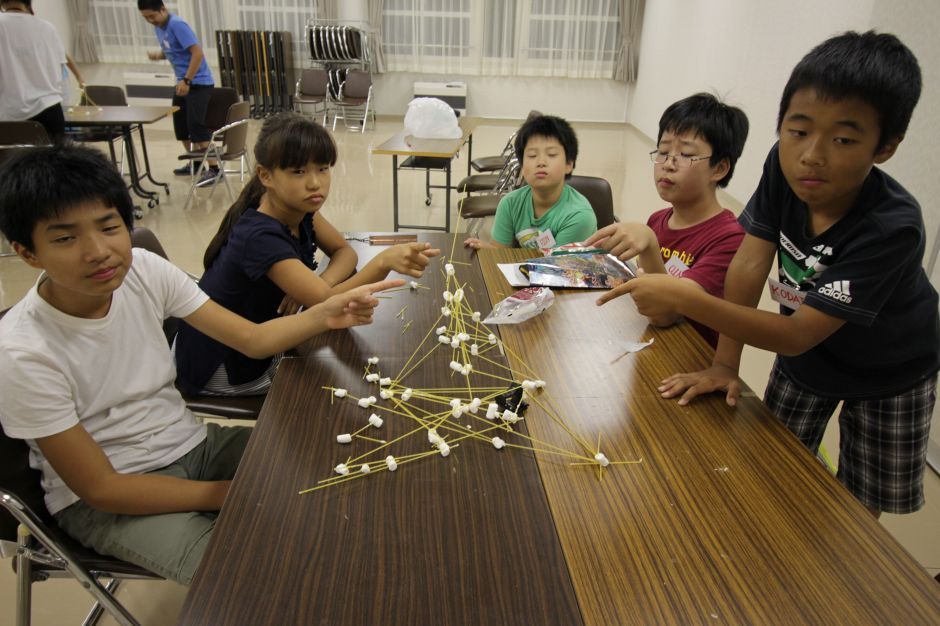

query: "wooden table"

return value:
[179, 236, 940, 625]
[65, 105, 177, 213]
[372, 117, 480, 232]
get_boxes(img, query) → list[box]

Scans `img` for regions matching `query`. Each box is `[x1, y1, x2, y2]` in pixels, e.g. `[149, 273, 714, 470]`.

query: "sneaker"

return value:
[173, 163, 194, 176]
[195, 167, 221, 188]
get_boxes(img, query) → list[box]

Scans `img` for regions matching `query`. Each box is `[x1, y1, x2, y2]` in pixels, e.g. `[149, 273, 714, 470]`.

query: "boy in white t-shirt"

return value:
[0, 145, 401, 584]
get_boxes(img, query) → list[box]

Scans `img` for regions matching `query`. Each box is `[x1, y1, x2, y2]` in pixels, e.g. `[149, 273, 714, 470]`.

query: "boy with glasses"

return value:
[586, 93, 749, 346]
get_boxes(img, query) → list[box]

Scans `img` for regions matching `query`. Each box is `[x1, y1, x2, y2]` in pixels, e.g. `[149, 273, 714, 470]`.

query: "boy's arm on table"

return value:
[586, 222, 689, 326]
[183, 278, 404, 358]
[37, 425, 229, 514]
[612, 235, 845, 404]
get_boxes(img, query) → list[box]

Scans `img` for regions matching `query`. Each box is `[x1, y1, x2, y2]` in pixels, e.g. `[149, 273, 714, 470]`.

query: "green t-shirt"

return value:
[490, 184, 597, 248]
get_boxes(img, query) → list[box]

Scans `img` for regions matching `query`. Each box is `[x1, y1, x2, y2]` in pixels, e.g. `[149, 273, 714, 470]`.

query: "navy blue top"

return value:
[175, 209, 318, 393]
[740, 144, 939, 399]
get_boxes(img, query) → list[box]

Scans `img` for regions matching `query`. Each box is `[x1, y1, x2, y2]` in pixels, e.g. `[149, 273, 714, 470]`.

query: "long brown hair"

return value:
[202, 113, 338, 270]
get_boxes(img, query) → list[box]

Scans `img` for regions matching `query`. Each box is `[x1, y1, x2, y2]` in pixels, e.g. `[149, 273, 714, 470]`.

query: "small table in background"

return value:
[372, 117, 480, 232]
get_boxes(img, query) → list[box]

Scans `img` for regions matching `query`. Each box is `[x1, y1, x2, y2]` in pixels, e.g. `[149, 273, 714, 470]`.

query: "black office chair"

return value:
[567, 174, 617, 229]
[0, 309, 159, 626]
[130, 227, 264, 420]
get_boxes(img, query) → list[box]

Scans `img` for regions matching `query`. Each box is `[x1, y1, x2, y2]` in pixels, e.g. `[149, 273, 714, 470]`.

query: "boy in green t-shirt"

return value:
[464, 114, 596, 250]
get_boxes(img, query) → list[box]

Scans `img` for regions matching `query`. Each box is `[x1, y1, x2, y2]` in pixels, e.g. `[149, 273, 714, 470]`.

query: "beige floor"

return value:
[1, 70, 937, 624]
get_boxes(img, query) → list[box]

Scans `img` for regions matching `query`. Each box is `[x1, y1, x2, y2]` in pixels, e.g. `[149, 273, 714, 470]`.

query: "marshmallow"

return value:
[428, 429, 443, 446]
[469, 398, 482, 413]
[367, 356, 379, 365]
[460, 365, 471, 376]
[438, 335, 451, 345]
[360, 463, 371, 474]
[438, 442, 451, 457]
[334, 463, 350, 475]
[365, 373, 379, 382]
[401, 388, 413, 402]
[453, 288, 464, 303]
[457, 332, 470, 342]
[368, 414, 384, 428]
[333, 388, 347, 398]
[502, 410, 520, 424]
[385, 455, 398, 472]
[441, 306, 451, 317]
[358, 396, 376, 408]
[445, 263, 455, 276]
[409, 280, 419, 290]
[436, 325, 447, 335]
[450, 360, 462, 372]
[594, 453, 610, 467]
[488, 333, 497, 344]
[470, 344, 479, 356]
[449, 398, 461, 409]
[379, 377, 392, 386]
[535, 380, 547, 389]
[442, 291, 453, 303]
[337, 433, 352, 444]
[380, 389, 394, 400]
[486, 403, 499, 419]
[471, 311, 481, 322]
[492, 437, 506, 450]
[450, 338, 460, 349]
[521, 380, 537, 391]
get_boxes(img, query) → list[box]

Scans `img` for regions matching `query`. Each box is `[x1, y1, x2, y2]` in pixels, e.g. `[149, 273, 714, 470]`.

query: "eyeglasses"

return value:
[649, 150, 712, 168]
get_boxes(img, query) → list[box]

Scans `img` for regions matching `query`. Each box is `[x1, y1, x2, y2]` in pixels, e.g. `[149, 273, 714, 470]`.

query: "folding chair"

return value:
[468, 111, 540, 174]
[567, 175, 617, 229]
[294, 68, 330, 124]
[330, 69, 375, 132]
[179, 101, 251, 210]
[0, 313, 159, 626]
[458, 156, 521, 237]
[70, 85, 133, 171]
[130, 227, 264, 420]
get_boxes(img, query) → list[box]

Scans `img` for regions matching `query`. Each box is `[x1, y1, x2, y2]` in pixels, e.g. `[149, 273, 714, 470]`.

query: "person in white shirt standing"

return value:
[0, 0, 75, 141]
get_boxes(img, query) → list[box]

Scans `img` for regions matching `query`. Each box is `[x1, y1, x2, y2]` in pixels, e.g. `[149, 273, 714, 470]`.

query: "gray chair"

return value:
[294, 68, 330, 124]
[567, 175, 616, 229]
[330, 70, 375, 131]
[179, 101, 251, 210]
[458, 156, 521, 237]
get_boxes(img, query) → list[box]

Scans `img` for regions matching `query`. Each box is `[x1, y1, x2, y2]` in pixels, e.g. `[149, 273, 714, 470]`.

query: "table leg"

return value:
[467, 133, 473, 178]
[445, 160, 451, 233]
[136, 125, 170, 195]
[392, 154, 400, 232]
[122, 125, 158, 206]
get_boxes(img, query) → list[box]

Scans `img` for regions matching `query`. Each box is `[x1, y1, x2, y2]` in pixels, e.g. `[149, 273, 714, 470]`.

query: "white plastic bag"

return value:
[404, 97, 462, 139]
[483, 287, 555, 325]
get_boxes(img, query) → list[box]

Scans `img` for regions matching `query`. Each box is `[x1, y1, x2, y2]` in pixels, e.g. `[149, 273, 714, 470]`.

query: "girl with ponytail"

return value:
[175, 113, 440, 396]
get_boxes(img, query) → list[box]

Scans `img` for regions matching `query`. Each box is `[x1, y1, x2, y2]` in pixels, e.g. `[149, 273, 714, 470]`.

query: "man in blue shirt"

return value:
[138, 1, 218, 185]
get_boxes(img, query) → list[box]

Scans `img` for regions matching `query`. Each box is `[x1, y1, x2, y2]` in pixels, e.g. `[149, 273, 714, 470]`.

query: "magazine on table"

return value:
[519, 252, 637, 289]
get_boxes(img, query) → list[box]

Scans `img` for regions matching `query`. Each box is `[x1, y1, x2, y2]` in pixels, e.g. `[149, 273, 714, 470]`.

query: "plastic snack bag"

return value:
[404, 98, 462, 139]
[483, 287, 554, 325]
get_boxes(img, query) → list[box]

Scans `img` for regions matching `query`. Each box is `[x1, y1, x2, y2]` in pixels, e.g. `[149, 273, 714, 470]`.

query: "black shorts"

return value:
[172, 84, 214, 143]
[29, 102, 66, 143]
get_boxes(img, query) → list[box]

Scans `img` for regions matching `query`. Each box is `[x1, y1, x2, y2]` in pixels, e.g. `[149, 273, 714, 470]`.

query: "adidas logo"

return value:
[818, 280, 852, 303]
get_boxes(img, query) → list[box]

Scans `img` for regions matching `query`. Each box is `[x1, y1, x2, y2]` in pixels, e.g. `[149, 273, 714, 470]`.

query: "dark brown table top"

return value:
[63, 105, 177, 126]
[179, 235, 940, 625]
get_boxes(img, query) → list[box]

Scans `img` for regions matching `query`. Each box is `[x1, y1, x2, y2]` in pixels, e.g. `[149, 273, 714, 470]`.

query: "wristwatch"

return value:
[182, 77, 192, 86]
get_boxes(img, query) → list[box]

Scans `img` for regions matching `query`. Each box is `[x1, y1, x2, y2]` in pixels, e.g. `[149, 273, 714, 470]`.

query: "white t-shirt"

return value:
[0, 13, 67, 120]
[0, 249, 210, 514]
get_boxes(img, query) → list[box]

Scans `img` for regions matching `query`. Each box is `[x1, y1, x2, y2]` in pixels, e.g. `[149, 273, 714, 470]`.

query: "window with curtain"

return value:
[382, 0, 626, 78]
[89, 0, 318, 69]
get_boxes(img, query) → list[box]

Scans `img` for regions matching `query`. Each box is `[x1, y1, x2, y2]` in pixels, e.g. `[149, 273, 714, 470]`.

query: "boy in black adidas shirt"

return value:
[602, 31, 939, 516]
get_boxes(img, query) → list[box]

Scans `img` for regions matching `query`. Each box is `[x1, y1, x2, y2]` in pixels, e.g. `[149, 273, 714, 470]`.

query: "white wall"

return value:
[374, 72, 628, 122]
